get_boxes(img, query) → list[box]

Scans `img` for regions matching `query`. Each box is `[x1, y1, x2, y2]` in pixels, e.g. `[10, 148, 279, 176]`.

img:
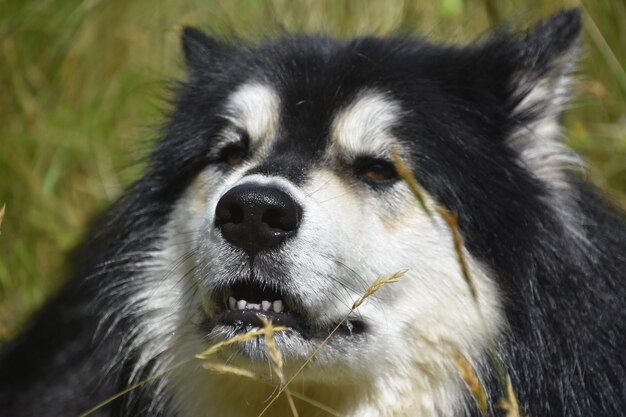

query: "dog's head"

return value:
[122, 9, 582, 415]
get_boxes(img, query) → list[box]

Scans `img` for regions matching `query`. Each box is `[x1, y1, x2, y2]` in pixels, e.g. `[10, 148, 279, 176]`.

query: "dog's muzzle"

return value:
[207, 182, 366, 339]
[214, 183, 303, 258]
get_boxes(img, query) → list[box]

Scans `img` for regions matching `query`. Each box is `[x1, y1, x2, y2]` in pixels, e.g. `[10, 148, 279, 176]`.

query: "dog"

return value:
[1, 8, 625, 417]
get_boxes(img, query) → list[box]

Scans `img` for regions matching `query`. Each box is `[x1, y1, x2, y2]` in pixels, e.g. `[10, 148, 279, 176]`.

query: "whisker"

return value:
[304, 178, 332, 197]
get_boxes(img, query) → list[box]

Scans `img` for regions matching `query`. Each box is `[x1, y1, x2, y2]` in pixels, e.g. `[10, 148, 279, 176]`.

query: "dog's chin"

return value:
[199, 273, 367, 351]
[204, 319, 367, 363]
[200, 296, 368, 362]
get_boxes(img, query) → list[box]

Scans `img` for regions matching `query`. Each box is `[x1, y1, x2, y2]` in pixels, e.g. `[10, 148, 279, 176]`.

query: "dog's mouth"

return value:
[208, 280, 366, 339]
[218, 281, 304, 333]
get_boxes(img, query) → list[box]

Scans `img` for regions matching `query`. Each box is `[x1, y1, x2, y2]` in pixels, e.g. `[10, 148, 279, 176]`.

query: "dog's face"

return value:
[125, 12, 582, 415]
[158, 82, 501, 414]
[173, 82, 500, 366]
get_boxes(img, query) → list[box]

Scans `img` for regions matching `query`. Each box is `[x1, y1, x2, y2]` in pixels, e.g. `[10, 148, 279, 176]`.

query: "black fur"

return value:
[1, 9, 625, 416]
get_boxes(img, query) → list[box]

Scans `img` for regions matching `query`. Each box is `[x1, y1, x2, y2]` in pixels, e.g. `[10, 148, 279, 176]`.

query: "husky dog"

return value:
[1, 8, 625, 417]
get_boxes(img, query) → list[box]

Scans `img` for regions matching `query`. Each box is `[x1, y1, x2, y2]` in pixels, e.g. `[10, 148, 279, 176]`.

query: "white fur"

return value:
[508, 55, 582, 192]
[223, 82, 281, 148]
[508, 59, 590, 248]
[120, 86, 503, 416]
[331, 91, 405, 159]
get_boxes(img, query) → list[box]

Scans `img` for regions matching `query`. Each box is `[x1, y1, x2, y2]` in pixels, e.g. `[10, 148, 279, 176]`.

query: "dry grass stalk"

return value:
[259, 316, 285, 382]
[201, 362, 339, 417]
[435, 205, 526, 416]
[351, 271, 405, 309]
[286, 391, 344, 417]
[201, 294, 212, 317]
[201, 362, 258, 380]
[454, 353, 489, 415]
[202, 362, 342, 417]
[285, 388, 300, 417]
[395, 157, 527, 416]
[79, 360, 189, 417]
[259, 316, 300, 417]
[82, 326, 288, 416]
[435, 206, 478, 301]
[195, 325, 287, 360]
[0, 203, 5, 235]
[497, 375, 527, 417]
[257, 271, 405, 417]
[390, 149, 433, 218]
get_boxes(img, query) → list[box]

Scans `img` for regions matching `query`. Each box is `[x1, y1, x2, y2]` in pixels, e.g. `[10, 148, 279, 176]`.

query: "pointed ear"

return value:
[503, 9, 583, 189]
[510, 8, 582, 123]
[181, 27, 231, 70]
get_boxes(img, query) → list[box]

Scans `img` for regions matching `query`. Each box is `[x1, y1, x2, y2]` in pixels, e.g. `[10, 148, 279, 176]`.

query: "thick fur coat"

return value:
[1, 9, 625, 417]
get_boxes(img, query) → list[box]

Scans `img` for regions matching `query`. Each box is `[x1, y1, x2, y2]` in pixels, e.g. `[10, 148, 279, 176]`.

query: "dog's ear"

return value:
[489, 9, 583, 187]
[508, 8, 582, 123]
[181, 27, 231, 71]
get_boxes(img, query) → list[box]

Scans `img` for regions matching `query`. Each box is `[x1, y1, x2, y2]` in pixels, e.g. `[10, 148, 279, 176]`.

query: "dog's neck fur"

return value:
[167, 365, 467, 417]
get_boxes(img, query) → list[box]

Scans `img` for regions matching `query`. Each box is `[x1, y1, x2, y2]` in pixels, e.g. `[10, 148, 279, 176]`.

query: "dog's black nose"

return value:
[214, 183, 303, 257]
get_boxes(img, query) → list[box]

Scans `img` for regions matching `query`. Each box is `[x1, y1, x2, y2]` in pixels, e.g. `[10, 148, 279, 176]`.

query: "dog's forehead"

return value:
[330, 91, 403, 159]
[223, 82, 280, 146]
[223, 80, 404, 168]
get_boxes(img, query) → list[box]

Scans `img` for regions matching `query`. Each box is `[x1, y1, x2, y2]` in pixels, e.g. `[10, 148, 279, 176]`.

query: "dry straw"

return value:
[79, 360, 190, 417]
[81, 325, 288, 416]
[257, 271, 405, 416]
[0, 203, 5, 235]
[82, 152, 529, 417]
[351, 271, 404, 309]
[454, 353, 489, 414]
[201, 362, 258, 379]
[391, 150, 527, 417]
[199, 362, 342, 417]
[391, 150, 432, 218]
[195, 325, 287, 360]
[259, 316, 299, 417]
[498, 375, 524, 417]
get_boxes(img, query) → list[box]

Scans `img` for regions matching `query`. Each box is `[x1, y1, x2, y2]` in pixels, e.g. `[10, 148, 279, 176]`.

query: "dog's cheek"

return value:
[355, 190, 504, 352]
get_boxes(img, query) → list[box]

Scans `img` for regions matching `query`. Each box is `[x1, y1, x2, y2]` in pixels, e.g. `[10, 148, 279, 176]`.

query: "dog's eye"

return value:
[218, 143, 248, 167]
[355, 158, 398, 182]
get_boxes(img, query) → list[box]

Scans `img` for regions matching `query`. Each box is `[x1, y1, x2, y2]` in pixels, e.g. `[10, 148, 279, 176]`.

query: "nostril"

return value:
[214, 183, 303, 256]
[215, 202, 244, 226]
[262, 208, 296, 232]
[228, 204, 244, 224]
[262, 208, 281, 230]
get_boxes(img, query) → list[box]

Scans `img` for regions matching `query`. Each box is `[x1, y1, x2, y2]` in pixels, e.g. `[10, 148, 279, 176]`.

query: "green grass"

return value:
[0, 0, 624, 343]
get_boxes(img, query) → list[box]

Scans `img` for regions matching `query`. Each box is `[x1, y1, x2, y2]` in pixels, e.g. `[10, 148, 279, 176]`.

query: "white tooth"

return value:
[245, 303, 253, 309]
[251, 303, 261, 310]
[237, 300, 246, 310]
[273, 300, 283, 313]
[229, 297, 236, 310]
[262, 300, 271, 311]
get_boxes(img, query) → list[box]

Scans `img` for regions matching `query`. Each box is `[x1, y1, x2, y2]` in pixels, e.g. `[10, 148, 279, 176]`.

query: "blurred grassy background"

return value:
[0, 0, 624, 343]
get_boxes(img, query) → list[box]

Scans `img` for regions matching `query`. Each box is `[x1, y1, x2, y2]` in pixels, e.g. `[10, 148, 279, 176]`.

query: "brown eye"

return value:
[356, 158, 398, 182]
[219, 144, 248, 167]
